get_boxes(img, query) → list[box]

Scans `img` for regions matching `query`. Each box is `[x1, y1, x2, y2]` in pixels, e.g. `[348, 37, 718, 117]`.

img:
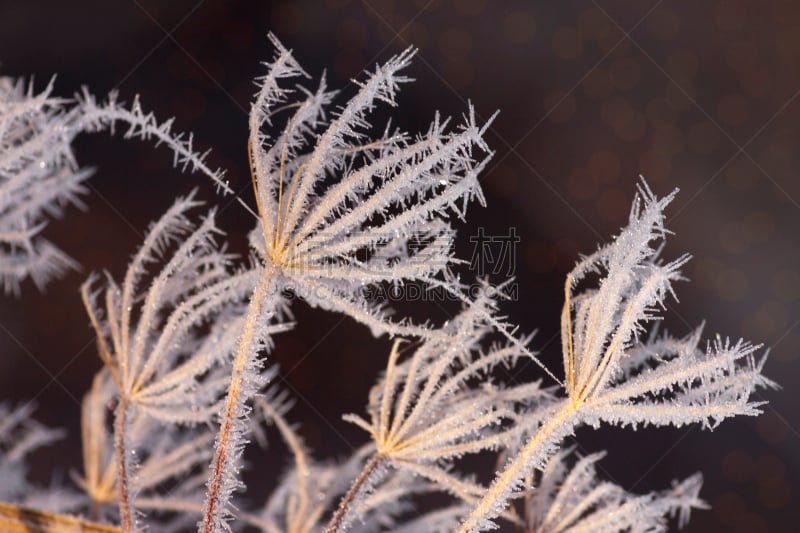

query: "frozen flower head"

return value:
[201, 37, 497, 533]
[0, 77, 91, 294]
[559, 181, 772, 429]
[458, 181, 773, 532]
[80, 193, 264, 424]
[245, 35, 495, 337]
[561, 181, 688, 403]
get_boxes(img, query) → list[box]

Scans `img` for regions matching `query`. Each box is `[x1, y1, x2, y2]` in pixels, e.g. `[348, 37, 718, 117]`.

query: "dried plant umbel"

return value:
[0, 77, 91, 294]
[0, 35, 774, 533]
[80, 194, 276, 530]
[331, 290, 552, 532]
[200, 36, 495, 532]
[458, 182, 773, 532]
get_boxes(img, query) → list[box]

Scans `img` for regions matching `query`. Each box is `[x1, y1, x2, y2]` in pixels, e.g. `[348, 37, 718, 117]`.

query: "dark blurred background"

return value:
[1, 1, 797, 531]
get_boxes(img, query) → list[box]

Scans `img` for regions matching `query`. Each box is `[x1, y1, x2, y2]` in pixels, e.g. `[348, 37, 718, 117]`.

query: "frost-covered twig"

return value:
[77, 89, 232, 197]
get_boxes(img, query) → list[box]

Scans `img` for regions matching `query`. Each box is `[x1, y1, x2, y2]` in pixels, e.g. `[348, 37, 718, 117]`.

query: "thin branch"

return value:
[326, 454, 386, 533]
[114, 397, 134, 533]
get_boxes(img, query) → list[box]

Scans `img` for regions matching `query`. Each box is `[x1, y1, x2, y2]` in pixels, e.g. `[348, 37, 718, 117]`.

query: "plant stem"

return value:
[459, 401, 580, 533]
[0, 501, 122, 533]
[90, 500, 100, 522]
[201, 269, 278, 533]
[326, 454, 386, 533]
[114, 396, 133, 533]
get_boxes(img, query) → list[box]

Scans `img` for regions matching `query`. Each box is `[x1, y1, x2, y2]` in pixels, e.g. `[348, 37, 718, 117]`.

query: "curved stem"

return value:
[326, 454, 386, 533]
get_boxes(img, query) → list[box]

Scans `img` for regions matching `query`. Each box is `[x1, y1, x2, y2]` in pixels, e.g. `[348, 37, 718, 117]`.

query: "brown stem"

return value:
[326, 454, 386, 533]
[90, 499, 101, 522]
[114, 396, 133, 533]
[201, 270, 277, 533]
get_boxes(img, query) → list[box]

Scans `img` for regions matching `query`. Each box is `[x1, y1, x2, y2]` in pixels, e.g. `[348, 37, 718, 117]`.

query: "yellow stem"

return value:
[459, 402, 580, 533]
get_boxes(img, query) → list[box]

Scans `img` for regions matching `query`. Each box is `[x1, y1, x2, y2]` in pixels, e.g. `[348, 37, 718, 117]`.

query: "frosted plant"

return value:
[0, 63, 248, 297]
[76, 369, 218, 530]
[0, 77, 91, 294]
[0, 403, 65, 504]
[0, 33, 776, 533]
[243, 41, 491, 338]
[247, 397, 435, 533]
[200, 35, 495, 532]
[459, 181, 774, 531]
[247, 398, 368, 533]
[80, 193, 260, 423]
[80, 193, 289, 531]
[248, 398, 331, 533]
[77, 89, 232, 197]
[331, 289, 553, 532]
[521, 449, 704, 532]
[0, 404, 85, 532]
